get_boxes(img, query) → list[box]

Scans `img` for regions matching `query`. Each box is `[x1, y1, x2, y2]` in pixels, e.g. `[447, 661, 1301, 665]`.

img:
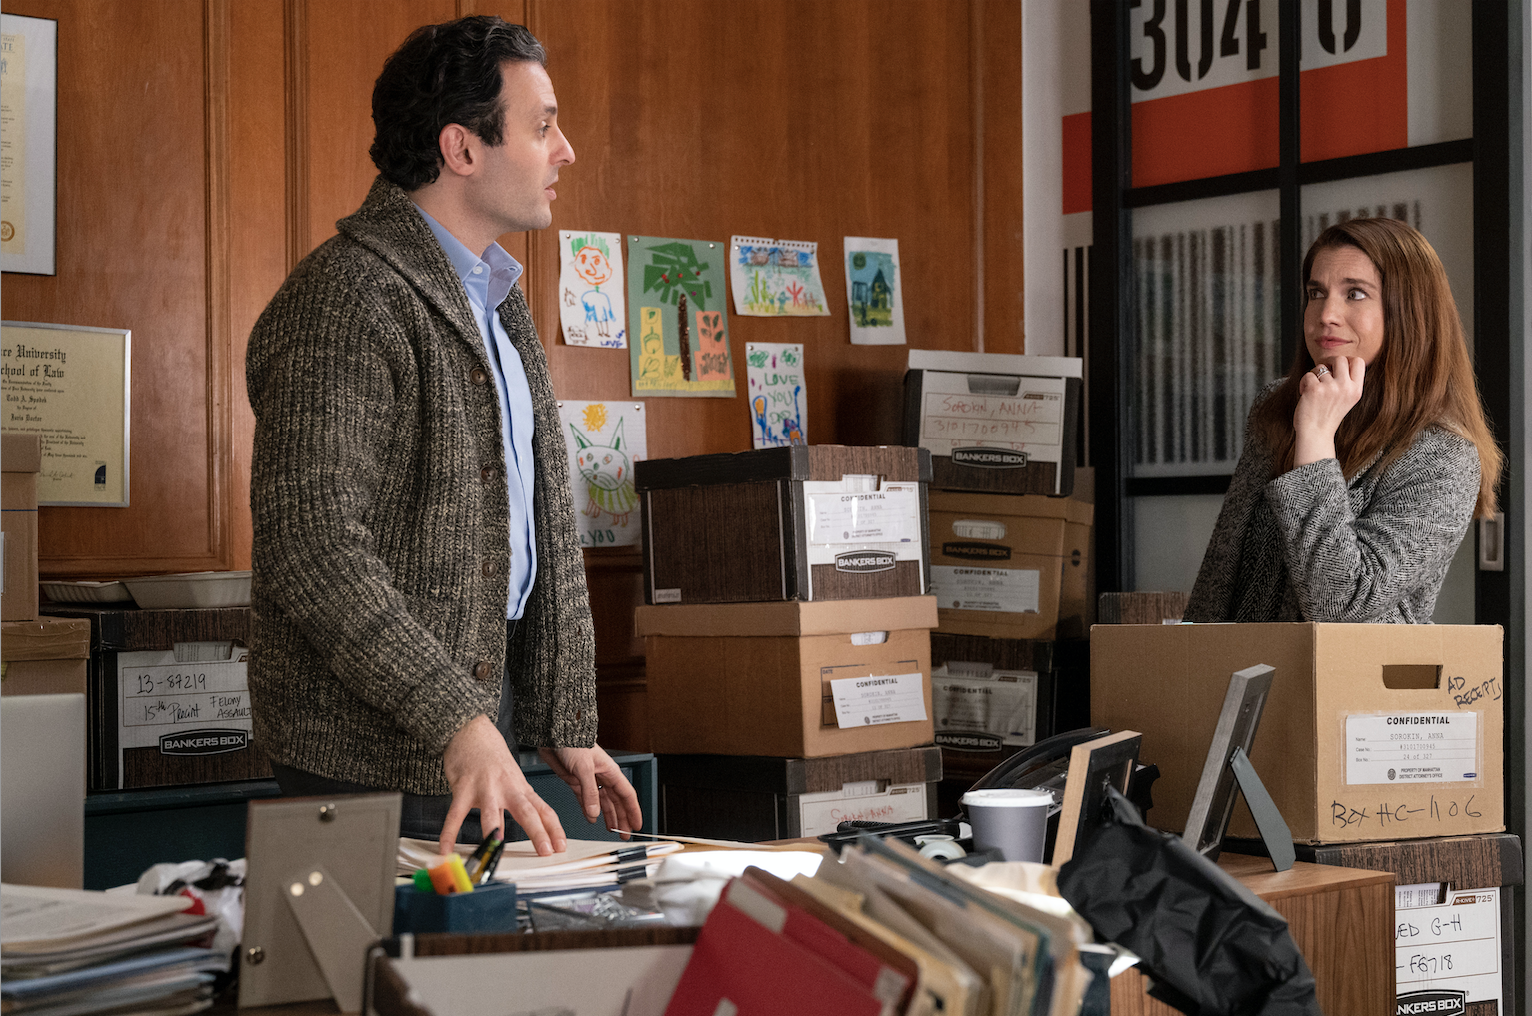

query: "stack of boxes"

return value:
[634, 444, 943, 840]
[901, 351, 1093, 811]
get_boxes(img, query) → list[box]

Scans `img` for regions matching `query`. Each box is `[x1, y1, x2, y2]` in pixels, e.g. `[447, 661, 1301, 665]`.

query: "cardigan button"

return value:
[480, 465, 496, 483]
[481, 560, 497, 578]
[470, 367, 488, 385]
[472, 660, 493, 681]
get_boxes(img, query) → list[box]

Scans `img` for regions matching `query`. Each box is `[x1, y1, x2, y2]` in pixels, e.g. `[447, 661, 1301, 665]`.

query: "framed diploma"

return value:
[0, 14, 58, 276]
[1, 322, 131, 506]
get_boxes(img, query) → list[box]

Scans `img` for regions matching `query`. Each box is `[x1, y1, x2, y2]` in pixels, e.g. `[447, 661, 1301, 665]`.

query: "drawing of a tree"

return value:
[643, 242, 713, 382]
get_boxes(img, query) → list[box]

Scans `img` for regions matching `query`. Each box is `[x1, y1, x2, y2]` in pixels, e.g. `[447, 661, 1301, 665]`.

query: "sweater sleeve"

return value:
[1264, 428, 1479, 623]
[247, 266, 488, 754]
[1184, 411, 1276, 622]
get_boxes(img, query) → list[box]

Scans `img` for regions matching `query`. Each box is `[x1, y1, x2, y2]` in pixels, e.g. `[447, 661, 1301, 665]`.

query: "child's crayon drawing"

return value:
[558, 230, 627, 348]
[844, 236, 906, 345]
[626, 236, 735, 398]
[729, 236, 830, 317]
[745, 342, 807, 449]
[557, 400, 648, 548]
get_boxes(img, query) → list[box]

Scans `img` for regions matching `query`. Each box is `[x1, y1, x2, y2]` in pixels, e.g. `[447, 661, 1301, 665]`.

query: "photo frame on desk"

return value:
[1051, 729, 1141, 866]
[238, 792, 401, 1012]
[0, 322, 131, 506]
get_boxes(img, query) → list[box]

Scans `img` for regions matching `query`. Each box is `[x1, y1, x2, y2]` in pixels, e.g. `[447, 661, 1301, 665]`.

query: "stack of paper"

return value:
[398, 837, 686, 899]
[1, 884, 229, 1016]
[664, 837, 1097, 1016]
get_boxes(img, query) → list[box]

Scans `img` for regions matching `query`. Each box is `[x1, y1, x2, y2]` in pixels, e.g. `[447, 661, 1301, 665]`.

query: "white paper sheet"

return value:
[557, 400, 647, 548]
[1, 885, 192, 951]
[729, 236, 829, 316]
[745, 342, 806, 448]
[844, 236, 906, 345]
[558, 230, 627, 347]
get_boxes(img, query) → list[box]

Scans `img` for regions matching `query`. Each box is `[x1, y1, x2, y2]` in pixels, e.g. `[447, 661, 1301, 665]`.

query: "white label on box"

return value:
[804, 483, 921, 546]
[952, 519, 1006, 540]
[830, 672, 928, 728]
[1345, 712, 1479, 785]
[930, 565, 1040, 613]
[118, 648, 253, 789]
[932, 667, 1038, 747]
[916, 372, 1067, 462]
[1396, 886, 1501, 1013]
[797, 782, 928, 838]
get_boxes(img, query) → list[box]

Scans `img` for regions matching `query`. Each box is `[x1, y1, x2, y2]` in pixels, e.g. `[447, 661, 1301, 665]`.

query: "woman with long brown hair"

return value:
[1184, 217, 1502, 623]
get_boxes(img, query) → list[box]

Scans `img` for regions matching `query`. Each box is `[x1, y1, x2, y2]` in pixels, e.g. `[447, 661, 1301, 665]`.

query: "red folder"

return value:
[663, 877, 888, 1016]
[738, 867, 915, 1012]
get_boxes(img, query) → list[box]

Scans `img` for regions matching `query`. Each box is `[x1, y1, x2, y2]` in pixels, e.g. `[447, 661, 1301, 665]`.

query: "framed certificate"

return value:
[1, 14, 58, 276]
[1, 321, 131, 506]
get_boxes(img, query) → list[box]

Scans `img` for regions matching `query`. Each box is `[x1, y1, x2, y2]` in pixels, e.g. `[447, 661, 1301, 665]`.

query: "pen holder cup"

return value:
[393, 880, 519, 935]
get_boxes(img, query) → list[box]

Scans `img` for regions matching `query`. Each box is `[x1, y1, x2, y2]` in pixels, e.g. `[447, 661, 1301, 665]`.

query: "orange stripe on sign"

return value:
[1300, 0, 1408, 162]
[1062, 112, 1092, 215]
[1132, 77, 1280, 188]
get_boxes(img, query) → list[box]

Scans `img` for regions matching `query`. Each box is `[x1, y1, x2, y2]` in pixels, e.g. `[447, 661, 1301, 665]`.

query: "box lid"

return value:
[930, 489, 1094, 525]
[2, 434, 42, 474]
[907, 350, 1083, 379]
[658, 746, 943, 794]
[636, 444, 931, 490]
[1, 618, 91, 661]
[636, 595, 939, 637]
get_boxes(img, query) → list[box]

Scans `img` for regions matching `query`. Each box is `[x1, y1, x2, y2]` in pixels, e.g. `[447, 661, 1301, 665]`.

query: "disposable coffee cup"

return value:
[961, 788, 1053, 862]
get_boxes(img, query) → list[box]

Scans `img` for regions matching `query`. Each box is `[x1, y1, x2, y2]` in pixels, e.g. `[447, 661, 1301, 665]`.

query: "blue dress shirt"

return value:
[415, 205, 537, 620]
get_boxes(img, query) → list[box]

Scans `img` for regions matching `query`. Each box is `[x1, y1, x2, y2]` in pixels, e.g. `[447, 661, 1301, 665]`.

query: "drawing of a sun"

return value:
[582, 403, 609, 432]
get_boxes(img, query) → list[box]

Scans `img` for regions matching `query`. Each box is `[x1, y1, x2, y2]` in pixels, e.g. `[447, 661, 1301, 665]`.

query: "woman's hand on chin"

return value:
[1292, 355, 1366, 468]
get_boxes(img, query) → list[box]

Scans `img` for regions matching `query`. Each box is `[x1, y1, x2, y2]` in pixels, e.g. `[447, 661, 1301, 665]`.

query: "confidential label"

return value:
[932, 667, 1038, 746]
[835, 550, 896, 573]
[930, 565, 1040, 613]
[1346, 712, 1479, 785]
[830, 672, 927, 728]
[941, 541, 1011, 562]
[950, 447, 1028, 468]
[807, 487, 920, 545]
[159, 729, 248, 756]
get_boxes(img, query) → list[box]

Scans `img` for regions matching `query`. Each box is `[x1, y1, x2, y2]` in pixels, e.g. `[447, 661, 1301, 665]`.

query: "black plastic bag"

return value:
[1056, 786, 1321, 1016]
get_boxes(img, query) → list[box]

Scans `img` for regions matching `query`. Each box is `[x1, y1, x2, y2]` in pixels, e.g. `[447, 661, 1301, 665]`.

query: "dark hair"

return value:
[369, 16, 546, 190]
[1253, 217, 1502, 517]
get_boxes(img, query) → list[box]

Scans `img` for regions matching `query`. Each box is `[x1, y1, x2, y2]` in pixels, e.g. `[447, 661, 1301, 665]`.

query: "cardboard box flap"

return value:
[1, 434, 42, 474]
[906, 350, 1084, 379]
[636, 595, 938, 638]
[930, 490, 1093, 523]
[1, 618, 91, 661]
[637, 445, 930, 490]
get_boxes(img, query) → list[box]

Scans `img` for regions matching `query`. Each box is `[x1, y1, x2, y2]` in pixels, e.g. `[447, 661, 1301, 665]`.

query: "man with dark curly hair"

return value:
[246, 16, 640, 857]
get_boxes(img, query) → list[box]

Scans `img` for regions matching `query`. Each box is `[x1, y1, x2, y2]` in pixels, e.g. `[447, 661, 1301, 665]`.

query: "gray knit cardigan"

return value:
[246, 176, 597, 795]
[1185, 387, 1480, 624]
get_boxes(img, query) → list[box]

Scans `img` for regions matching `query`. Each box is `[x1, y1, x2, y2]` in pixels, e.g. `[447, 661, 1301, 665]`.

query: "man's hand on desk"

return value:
[441, 714, 566, 857]
[538, 745, 643, 840]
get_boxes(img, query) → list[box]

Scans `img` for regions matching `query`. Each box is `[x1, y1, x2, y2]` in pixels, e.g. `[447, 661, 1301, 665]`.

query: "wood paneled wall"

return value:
[4, 0, 1023, 749]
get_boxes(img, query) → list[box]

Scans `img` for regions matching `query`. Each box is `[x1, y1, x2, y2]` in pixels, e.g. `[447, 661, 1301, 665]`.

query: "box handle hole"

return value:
[1381, 664, 1442, 690]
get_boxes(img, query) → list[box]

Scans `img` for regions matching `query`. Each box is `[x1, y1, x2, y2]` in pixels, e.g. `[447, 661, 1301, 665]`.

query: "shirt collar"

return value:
[412, 203, 524, 305]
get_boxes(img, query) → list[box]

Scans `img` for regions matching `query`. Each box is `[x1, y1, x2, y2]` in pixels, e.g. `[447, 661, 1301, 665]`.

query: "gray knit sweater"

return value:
[246, 176, 597, 795]
[1185, 389, 1479, 624]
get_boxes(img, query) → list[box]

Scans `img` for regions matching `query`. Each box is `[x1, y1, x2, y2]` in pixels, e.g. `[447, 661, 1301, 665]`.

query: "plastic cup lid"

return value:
[961, 788, 1054, 808]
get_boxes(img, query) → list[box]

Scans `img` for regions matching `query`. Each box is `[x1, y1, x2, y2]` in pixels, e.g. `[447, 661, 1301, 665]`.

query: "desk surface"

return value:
[225, 852, 1394, 1016]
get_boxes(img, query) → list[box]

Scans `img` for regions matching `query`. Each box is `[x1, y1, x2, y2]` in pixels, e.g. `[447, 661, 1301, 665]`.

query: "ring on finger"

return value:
[1313, 365, 1330, 378]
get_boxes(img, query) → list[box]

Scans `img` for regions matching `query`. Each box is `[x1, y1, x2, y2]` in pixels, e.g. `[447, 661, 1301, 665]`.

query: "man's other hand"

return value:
[538, 745, 643, 840]
[441, 714, 566, 856]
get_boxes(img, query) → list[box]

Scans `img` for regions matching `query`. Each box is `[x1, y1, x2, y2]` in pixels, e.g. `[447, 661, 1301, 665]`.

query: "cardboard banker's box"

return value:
[637, 596, 937, 757]
[928, 491, 1093, 640]
[1091, 622, 1504, 843]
